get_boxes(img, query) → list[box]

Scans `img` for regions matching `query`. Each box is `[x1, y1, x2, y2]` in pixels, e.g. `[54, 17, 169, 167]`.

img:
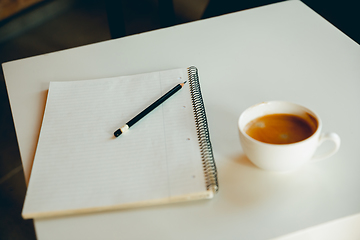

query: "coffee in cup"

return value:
[238, 101, 340, 172]
[245, 113, 317, 144]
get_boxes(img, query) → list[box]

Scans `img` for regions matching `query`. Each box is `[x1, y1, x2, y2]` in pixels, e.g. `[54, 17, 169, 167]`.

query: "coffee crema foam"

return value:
[245, 113, 317, 144]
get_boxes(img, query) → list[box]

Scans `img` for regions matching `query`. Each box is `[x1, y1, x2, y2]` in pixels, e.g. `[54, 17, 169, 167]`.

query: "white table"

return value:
[3, 1, 360, 239]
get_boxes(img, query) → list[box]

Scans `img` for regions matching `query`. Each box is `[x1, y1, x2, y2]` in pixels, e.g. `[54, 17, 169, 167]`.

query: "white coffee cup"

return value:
[238, 101, 341, 172]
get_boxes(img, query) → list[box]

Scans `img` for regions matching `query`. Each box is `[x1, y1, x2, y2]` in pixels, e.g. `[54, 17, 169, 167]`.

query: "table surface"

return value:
[3, 0, 360, 239]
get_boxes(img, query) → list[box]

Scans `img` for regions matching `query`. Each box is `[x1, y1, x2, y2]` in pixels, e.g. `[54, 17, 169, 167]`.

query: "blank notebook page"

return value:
[22, 68, 210, 218]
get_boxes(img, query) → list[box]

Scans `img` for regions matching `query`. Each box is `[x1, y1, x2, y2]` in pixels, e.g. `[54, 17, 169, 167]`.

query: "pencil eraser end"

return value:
[114, 129, 122, 137]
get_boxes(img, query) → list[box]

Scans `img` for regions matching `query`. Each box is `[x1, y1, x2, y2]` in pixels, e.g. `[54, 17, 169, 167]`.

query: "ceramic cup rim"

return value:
[238, 101, 322, 146]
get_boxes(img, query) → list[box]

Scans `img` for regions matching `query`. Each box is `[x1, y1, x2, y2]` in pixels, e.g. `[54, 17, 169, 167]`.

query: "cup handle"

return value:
[312, 132, 341, 162]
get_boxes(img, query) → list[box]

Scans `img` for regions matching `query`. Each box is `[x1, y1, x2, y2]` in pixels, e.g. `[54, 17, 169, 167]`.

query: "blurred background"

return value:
[0, 0, 358, 239]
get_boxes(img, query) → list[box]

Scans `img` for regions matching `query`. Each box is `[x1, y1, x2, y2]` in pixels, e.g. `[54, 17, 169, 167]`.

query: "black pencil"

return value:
[114, 81, 187, 137]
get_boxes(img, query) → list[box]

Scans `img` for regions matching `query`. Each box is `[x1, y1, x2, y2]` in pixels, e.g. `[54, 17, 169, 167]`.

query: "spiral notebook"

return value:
[22, 66, 218, 219]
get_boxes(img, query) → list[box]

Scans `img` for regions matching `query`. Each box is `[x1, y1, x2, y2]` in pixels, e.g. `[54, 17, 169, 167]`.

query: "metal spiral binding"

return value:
[187, 66, 218, 193]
